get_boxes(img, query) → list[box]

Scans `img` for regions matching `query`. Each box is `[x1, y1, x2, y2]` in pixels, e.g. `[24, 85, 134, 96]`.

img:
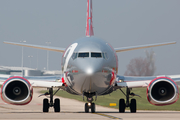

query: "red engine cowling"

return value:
[1, 76, 33, 105]
[147, 77, 179, 106]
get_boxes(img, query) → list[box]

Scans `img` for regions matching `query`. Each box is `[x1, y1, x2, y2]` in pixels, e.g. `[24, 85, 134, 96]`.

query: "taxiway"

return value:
[0, 88, 180, 120]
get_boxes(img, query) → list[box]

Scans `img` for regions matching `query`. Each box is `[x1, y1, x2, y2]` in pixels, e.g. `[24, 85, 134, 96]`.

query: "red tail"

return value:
[86, 0, 94, 37]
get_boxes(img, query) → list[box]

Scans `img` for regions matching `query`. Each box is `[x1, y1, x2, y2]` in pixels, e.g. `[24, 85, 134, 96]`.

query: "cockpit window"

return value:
[72, 52, 78, 60]
[91, 52, 102, 58]
[78, 52, 89, 58]
[102, 52, 108, 60]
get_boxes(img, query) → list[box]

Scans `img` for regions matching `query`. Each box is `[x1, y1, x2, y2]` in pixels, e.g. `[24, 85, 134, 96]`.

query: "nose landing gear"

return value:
[84, 96, 96, 113]
[85, 102, 95, 113]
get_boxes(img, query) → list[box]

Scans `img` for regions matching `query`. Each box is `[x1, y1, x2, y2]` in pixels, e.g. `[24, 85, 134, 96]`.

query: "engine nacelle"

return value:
[147, 77, 179, 106]
[1, 76, 33, 105]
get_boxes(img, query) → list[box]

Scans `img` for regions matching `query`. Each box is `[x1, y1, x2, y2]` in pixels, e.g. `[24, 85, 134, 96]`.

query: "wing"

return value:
[4, 41, 65, 53]
[25, 76, 63, 88]
[0, 75, 63, 88]
[0, 74, 11, 85]
[115, 75, 180, 106]
[115, 75, 180, 88]
[114, 41, 176, 53]
[0, 75, 64, 105]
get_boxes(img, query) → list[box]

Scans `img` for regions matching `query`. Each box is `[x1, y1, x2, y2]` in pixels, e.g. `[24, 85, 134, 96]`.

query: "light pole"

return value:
[20, 40, 26, 77]
[28, 55, 33, 68]
[37, 50, 38, 70]
[45, 41, 51, 71]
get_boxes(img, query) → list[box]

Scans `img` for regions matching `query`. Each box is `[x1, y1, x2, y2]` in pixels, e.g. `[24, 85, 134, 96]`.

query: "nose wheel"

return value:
[85, 103, 89, 113]
[84, 102, 96, 113]
[91, 103, 95, 113]
[83, 93, 97, 113]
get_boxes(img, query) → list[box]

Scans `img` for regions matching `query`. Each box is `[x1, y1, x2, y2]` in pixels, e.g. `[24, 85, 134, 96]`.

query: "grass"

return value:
[41, 88, 180, 111]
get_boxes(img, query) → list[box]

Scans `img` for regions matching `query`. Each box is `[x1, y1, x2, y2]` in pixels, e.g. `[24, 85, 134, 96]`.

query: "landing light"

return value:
[88, 103, 91, 106]
[86, 68, 93, 75]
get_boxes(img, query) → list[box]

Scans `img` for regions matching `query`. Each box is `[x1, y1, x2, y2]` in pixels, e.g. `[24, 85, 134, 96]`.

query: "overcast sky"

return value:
[0, 0, 180, 76]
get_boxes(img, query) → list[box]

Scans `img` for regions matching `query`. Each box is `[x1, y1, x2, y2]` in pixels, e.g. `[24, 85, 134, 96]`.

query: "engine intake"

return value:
[1, 76, 33, 105]
[147, 77, 179, 106]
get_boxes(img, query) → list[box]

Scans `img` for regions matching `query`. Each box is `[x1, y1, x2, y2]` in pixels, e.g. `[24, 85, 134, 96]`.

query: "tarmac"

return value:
[0, 88, 180, 120]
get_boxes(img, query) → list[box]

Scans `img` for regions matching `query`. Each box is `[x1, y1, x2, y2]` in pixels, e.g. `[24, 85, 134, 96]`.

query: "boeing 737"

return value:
[1, 0, 180, 113]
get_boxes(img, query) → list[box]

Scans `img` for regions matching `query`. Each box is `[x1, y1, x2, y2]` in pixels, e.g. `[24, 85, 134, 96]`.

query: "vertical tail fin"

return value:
[86, 0, 94, 37]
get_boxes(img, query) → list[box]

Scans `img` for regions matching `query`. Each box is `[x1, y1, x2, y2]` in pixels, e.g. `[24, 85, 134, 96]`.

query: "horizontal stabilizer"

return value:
[4, 41, 65, 53]
[114, 41, 176, 53]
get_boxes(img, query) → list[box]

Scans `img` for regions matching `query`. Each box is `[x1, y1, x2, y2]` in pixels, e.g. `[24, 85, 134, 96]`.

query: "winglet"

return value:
[86, 0, 94, 37]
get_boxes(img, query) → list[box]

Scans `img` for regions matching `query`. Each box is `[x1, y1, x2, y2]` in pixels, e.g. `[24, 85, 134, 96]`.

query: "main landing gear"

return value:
[119, 87, 138, 113]
[39, 87, 61, 112]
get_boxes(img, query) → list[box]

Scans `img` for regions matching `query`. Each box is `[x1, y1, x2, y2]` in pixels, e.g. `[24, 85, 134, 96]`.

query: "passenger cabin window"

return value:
[78, 52, 89, 58]
[91, 52, 102, 58]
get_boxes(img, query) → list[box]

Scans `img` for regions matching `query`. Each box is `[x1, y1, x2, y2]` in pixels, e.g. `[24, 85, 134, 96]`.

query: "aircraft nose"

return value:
[86, 67, 94, 75]
[71, 58, 112, 94]
[78, 59, 104, 75]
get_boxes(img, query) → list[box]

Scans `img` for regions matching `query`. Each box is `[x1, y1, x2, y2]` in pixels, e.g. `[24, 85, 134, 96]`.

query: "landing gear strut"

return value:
[119, 87, 137, 113]
[84, 95, 96, 113]
[41, 87, 60, 112]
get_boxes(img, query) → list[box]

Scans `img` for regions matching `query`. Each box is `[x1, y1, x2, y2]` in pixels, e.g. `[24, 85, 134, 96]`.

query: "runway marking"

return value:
[93, 113, 122, 119]
[0, 105, 16, 110]
[60, 111, 122, 119]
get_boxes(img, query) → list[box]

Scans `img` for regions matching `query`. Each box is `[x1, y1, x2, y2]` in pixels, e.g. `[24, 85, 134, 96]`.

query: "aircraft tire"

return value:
[91, 103, 95, 113]
[54, 98, 60, 112]
[85, 103, 89, 113]
[130, 99, 136, 113]
[119, 99, 125, 113]
[43, 98, 49, 112]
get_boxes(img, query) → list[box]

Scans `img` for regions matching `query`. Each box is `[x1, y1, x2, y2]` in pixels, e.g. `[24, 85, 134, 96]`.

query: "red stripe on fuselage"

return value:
[108, 43, 118, 73]
[86, 0, 94, 37]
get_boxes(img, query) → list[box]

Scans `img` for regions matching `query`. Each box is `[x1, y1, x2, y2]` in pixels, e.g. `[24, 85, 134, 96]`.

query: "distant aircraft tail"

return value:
[86, 0, 94, 37]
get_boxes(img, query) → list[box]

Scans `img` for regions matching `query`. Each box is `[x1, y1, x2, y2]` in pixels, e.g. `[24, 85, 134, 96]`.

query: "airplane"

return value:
[1, 0, 180, 113]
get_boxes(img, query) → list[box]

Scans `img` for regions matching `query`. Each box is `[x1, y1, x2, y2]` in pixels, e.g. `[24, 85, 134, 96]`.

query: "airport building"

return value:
[0, 66, 62, 76]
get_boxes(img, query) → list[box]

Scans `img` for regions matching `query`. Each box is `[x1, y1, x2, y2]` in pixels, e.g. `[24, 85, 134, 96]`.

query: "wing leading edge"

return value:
[114, 41, 176, 53]
[4, 41, 65, 53]
[0, 75, 63, 88]
[115, 75, 180, 88]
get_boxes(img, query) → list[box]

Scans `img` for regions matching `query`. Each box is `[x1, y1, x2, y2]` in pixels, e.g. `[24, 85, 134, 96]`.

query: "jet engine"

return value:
[147, 77, 179, 106]
[1, 76, 33, 105]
